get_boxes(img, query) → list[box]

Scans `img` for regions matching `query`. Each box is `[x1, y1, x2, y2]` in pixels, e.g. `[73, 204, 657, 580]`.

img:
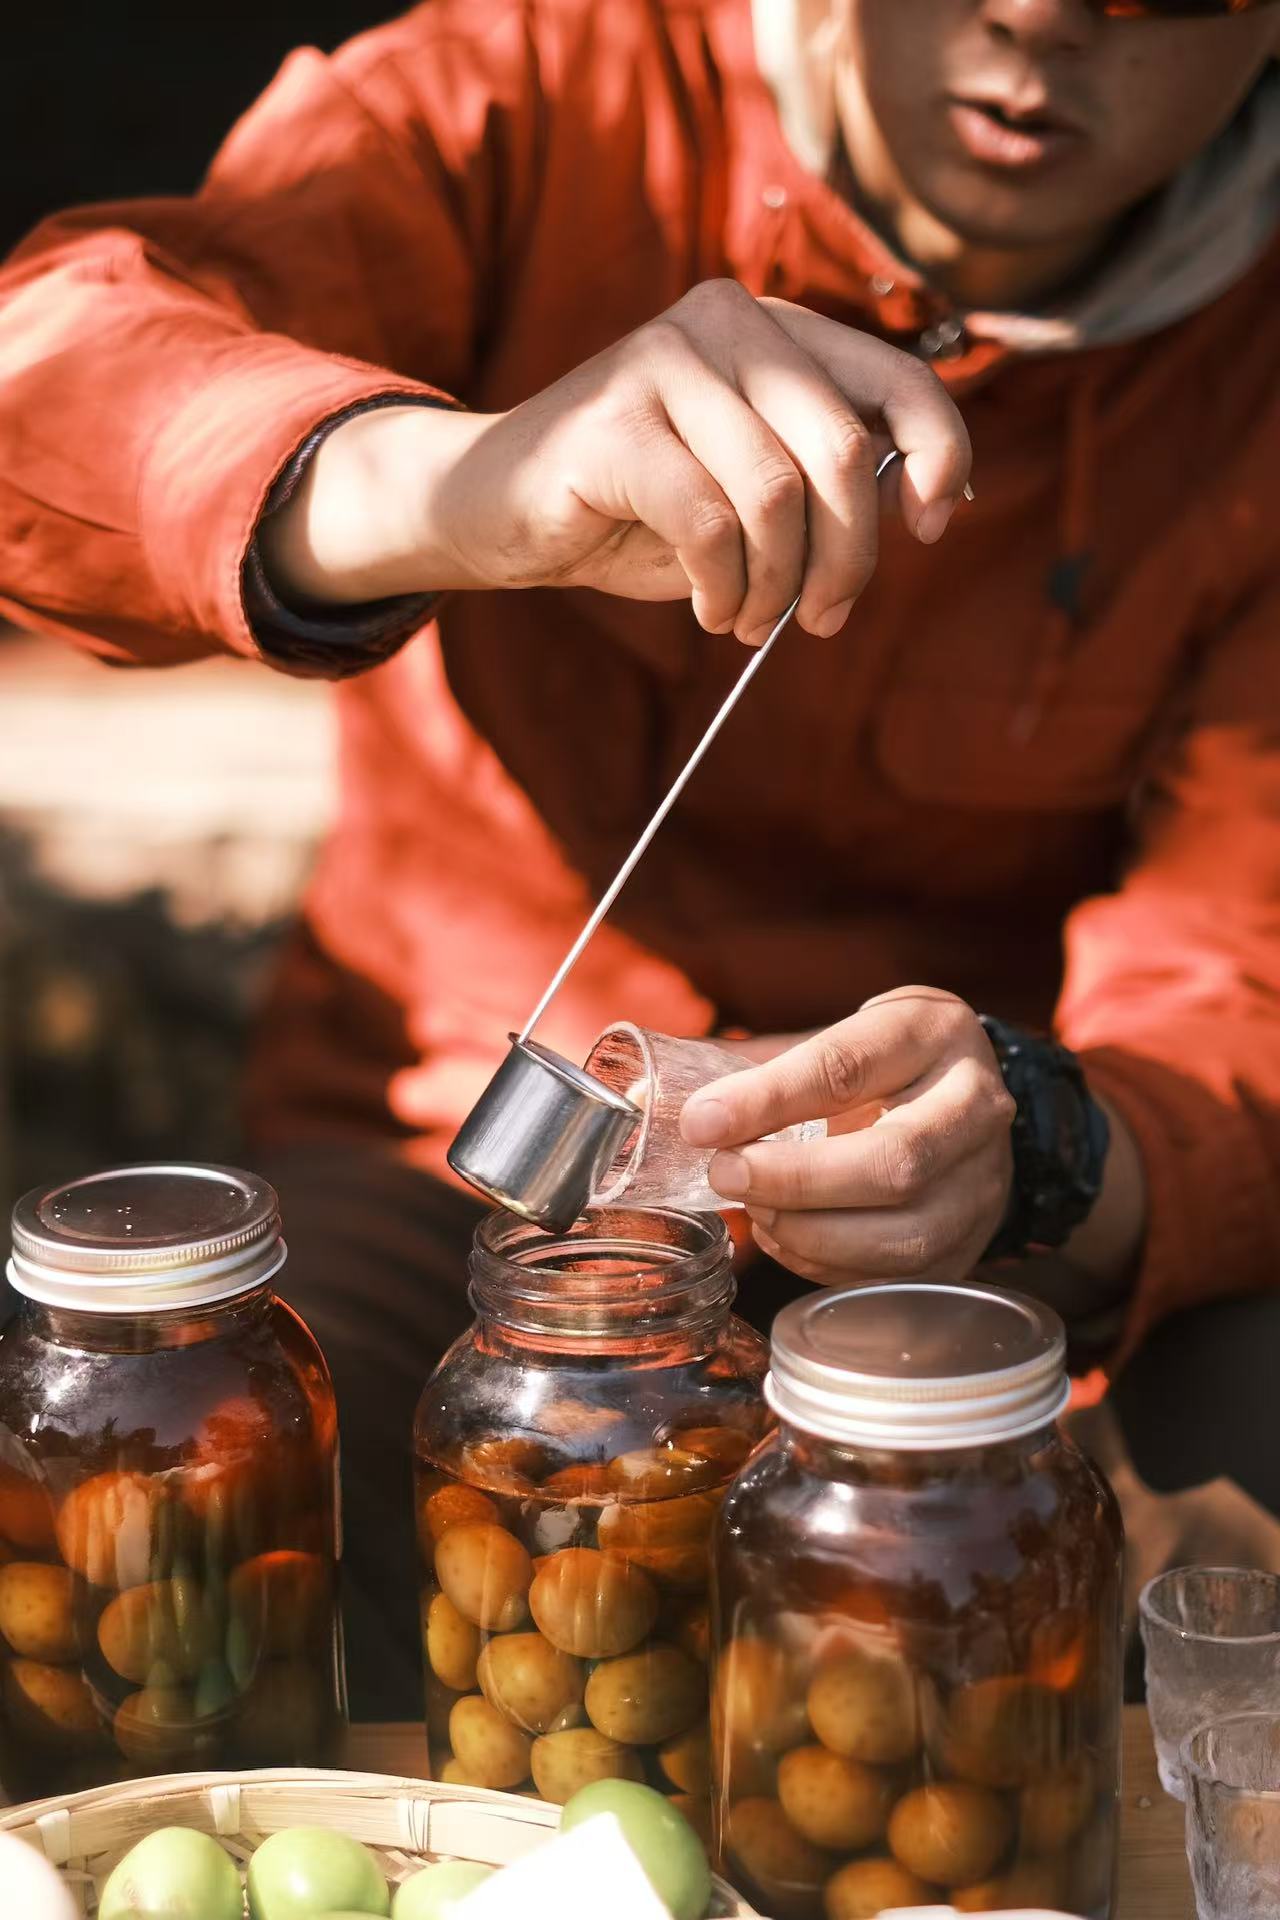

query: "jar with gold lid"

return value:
[0, 1164, 343, 1799]
[412, 1206, 773, 1832]
[712, 1281, 1123, 1920]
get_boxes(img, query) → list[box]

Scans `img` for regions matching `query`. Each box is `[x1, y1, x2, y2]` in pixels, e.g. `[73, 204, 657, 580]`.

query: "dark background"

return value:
[2, 7, 388, 254]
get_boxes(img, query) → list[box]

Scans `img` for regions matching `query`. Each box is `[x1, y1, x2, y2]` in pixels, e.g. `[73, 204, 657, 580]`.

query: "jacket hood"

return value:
[753, 0, 1280, 351]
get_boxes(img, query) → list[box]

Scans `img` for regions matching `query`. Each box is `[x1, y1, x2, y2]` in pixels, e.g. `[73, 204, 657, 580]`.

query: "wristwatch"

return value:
[978, 1016, 1111, 1260]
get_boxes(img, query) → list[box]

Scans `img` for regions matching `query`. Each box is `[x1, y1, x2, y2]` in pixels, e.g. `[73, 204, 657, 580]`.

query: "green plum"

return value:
[248, 1828, 389, 1919]
[99, 1828, 241, 1920]
[390, 1862, 496, 1919]
[560, 1780, 711, 1920]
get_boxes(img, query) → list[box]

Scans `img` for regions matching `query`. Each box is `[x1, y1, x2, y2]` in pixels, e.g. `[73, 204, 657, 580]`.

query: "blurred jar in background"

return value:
[713, 1283, 1124, 1920]
[413, 1207, 773, 1830]
[0, 1165, 343, 1799]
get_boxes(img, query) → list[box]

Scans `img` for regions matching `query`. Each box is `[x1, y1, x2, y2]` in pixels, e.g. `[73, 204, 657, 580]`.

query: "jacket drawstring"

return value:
[1011, 370, 1102, 745]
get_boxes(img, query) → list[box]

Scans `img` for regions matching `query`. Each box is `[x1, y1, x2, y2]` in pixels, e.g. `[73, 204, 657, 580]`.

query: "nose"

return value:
[978, 0, 1097, 54]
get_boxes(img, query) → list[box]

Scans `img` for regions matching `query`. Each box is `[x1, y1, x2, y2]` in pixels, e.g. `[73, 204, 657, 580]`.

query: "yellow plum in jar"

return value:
[953, 1855, 1069, 1912]
[0, 1562, 81, 1663]
[585, 1643, 705, 1746]
[56, 1471, 165, 1590]
[714, 1637, 808, 1753]
[822, 1858, 937, 1920]
[597, 1493, 719, 1590]
[476, 1631, 584, 1734]
[725, 1797, 833, 1919]
[663, 1426, 753, 1471]
[659, 1722, 711, 1796]
[0, 1465, 57, 1553]
[98, 1576, 217, 1683]
[529, 1726, 645, 1802]
[937, 1675, 1063, 1788]
[806, 1649, 919, 1766]
[434, 1524, 532, 1632]
[417, 1483, 499, 1557]
[887, 1781, 1013, 1888]
[1018, 1756, 1095, 1850]
[228, 1550, 328, 1656]
[675, 1602, 710, 1665]
[425, 1592, 482, 1694]
[448, 1695, 532, 1790]
[4, 1658, 101, 1747]
[541, 1464, 616, 1501]
[458, 1438, 549, 1492]
[113, 1685, 202, 1766]
[529, 1547, 658, 1658]
[608, 1449, 721, 1498]
[777, 1746, 896, 1852]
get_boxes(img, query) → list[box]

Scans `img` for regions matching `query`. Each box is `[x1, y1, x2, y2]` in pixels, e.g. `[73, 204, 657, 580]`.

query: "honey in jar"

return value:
[0, 1165, 344, 1799]
[712, 1282, 1123, 1920]
[412, 1207, 773, 1826]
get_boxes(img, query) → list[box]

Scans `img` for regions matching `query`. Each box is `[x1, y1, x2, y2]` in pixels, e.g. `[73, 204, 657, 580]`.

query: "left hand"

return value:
[681, 987, 1016, 1285]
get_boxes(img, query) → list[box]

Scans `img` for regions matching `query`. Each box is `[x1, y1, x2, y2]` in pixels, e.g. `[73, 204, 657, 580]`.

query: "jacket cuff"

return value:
[1079, 1041, 1280, 1374]
[137, 338, 451, 672]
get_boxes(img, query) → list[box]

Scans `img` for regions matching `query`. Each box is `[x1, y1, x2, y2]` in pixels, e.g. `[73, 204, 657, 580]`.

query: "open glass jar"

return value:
[712, 1282, 1124, 1920]
[0, 1165, 343, 1800]
[412, 1207, 773, 1828]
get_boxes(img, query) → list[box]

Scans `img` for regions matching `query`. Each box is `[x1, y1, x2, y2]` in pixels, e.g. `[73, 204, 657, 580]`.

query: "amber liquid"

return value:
[713, 1431, 1123, 1920]
[414, 1422, 759, 1832]
[0, 1296, 343, 1800]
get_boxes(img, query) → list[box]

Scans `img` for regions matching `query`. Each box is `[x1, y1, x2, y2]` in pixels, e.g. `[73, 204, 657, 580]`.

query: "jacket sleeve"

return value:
[1056, 576, 1280, 1367]
[0, 24, 497, 671]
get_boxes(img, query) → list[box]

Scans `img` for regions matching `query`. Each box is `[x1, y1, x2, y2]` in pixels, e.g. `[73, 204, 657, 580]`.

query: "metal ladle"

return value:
[448, 453, 956, 1229]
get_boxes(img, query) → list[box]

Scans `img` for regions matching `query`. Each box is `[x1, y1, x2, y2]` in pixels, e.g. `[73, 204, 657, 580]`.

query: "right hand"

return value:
[265, 279, 971, 645]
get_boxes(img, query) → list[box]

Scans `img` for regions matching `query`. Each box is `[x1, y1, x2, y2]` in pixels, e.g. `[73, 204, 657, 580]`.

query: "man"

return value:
[1, 0, 1277, 1709]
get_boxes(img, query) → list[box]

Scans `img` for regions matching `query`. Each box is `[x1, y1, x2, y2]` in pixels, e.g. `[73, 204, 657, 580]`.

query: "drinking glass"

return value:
[1140, 1567, 1280, 1799]
[1184, 1713, 1280, 1919]
[582, 1022, 824, 1212]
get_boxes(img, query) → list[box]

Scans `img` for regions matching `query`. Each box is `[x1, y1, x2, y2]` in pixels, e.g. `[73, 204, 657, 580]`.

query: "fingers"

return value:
[707, 1052, 1006, 1211]
[682, 993, 957, 1146]
[612, 400, 748, 631]
[749, 1160, 1000, 1281]
[763, 301, 973, 541]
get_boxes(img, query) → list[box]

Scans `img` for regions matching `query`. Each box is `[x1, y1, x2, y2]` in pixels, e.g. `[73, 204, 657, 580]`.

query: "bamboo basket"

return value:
[0, 1768, 758, 1917]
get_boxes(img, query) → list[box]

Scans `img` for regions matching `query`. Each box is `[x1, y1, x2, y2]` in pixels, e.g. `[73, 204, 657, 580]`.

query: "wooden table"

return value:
[341, 1705, 1193, 1919]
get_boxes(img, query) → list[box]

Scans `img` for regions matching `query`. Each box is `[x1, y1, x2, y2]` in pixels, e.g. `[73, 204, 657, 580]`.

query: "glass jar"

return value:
[713, 1283, 1124, 1920]
[0, 1165, 344, 1800]
[412, 1207, 773, 1829]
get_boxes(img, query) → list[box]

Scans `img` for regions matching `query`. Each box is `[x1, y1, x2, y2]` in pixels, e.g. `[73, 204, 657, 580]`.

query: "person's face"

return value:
[845, 0, 1279, 252]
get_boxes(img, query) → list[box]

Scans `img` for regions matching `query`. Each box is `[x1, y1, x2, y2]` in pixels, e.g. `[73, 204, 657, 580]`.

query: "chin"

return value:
[907, 163, 1107, 260]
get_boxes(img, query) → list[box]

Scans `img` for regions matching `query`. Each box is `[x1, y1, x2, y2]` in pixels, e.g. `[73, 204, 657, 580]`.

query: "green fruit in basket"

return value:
[99, 1827, 241, 1920]
[560, 1780, 712, 1920]
[389, 1862, 496, 1919]
[248, 1827, 390, 1918]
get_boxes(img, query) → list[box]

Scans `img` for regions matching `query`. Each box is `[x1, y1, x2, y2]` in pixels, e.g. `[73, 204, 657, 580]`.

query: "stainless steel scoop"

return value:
[448, 452, 957, 1229]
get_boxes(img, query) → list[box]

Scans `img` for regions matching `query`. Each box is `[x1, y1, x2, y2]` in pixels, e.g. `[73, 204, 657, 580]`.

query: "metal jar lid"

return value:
[765, 1281, 1069, 1451]
[7, 1164, 286, 1313]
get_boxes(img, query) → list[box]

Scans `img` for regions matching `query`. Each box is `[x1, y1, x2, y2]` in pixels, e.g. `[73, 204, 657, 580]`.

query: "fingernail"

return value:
[749, 1205, 777, 1230]
[681, 1096, 731, 1147]
[709, 1151, 750, 1199]
[814, 599, 854, 638]
[916, 498, 957, 544]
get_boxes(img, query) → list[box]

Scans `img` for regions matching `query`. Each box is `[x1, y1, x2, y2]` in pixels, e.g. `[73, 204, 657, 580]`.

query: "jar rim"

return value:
[765, 1280, 1068, 1451]
[7, 1163, 285, 1312]
[469, 1205, 733, 1339]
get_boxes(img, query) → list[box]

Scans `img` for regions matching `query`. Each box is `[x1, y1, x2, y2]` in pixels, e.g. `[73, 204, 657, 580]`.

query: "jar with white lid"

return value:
[0, 1164, 343, 1799]
[711, 1282, 1123, 1920]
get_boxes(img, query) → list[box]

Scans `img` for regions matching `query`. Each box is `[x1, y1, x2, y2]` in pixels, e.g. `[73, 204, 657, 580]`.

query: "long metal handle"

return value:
[518, 591, 799, 1042]
[517, 448, 936, 1042]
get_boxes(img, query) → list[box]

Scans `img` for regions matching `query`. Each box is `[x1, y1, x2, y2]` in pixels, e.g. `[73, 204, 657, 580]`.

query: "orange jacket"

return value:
[0, 0, 1277, 1362]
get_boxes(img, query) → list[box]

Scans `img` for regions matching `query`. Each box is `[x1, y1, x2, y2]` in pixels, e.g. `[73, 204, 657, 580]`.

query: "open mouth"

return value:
[947, 96, 1083, 170]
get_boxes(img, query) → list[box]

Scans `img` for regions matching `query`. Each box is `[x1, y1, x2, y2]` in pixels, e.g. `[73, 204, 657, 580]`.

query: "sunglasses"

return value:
[1097, 0, 1275, 14]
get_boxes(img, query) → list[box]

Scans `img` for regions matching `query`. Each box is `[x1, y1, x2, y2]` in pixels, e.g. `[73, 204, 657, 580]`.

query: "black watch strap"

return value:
[979, 1017, 1110, 1260]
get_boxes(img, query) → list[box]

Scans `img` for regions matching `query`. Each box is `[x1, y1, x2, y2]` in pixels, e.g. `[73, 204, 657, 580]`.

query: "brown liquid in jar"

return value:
[713, 1428, 1123, 1920]
[0, 1294, 342, 1800]
[415, 1423, 759, 1832]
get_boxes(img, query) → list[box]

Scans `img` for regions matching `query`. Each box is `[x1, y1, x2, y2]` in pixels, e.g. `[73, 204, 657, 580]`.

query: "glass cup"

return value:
[1183, 1713, 1280, 1919]
[582, 1023, 824, 1213]
[1140, 1567, 1280, 1799]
